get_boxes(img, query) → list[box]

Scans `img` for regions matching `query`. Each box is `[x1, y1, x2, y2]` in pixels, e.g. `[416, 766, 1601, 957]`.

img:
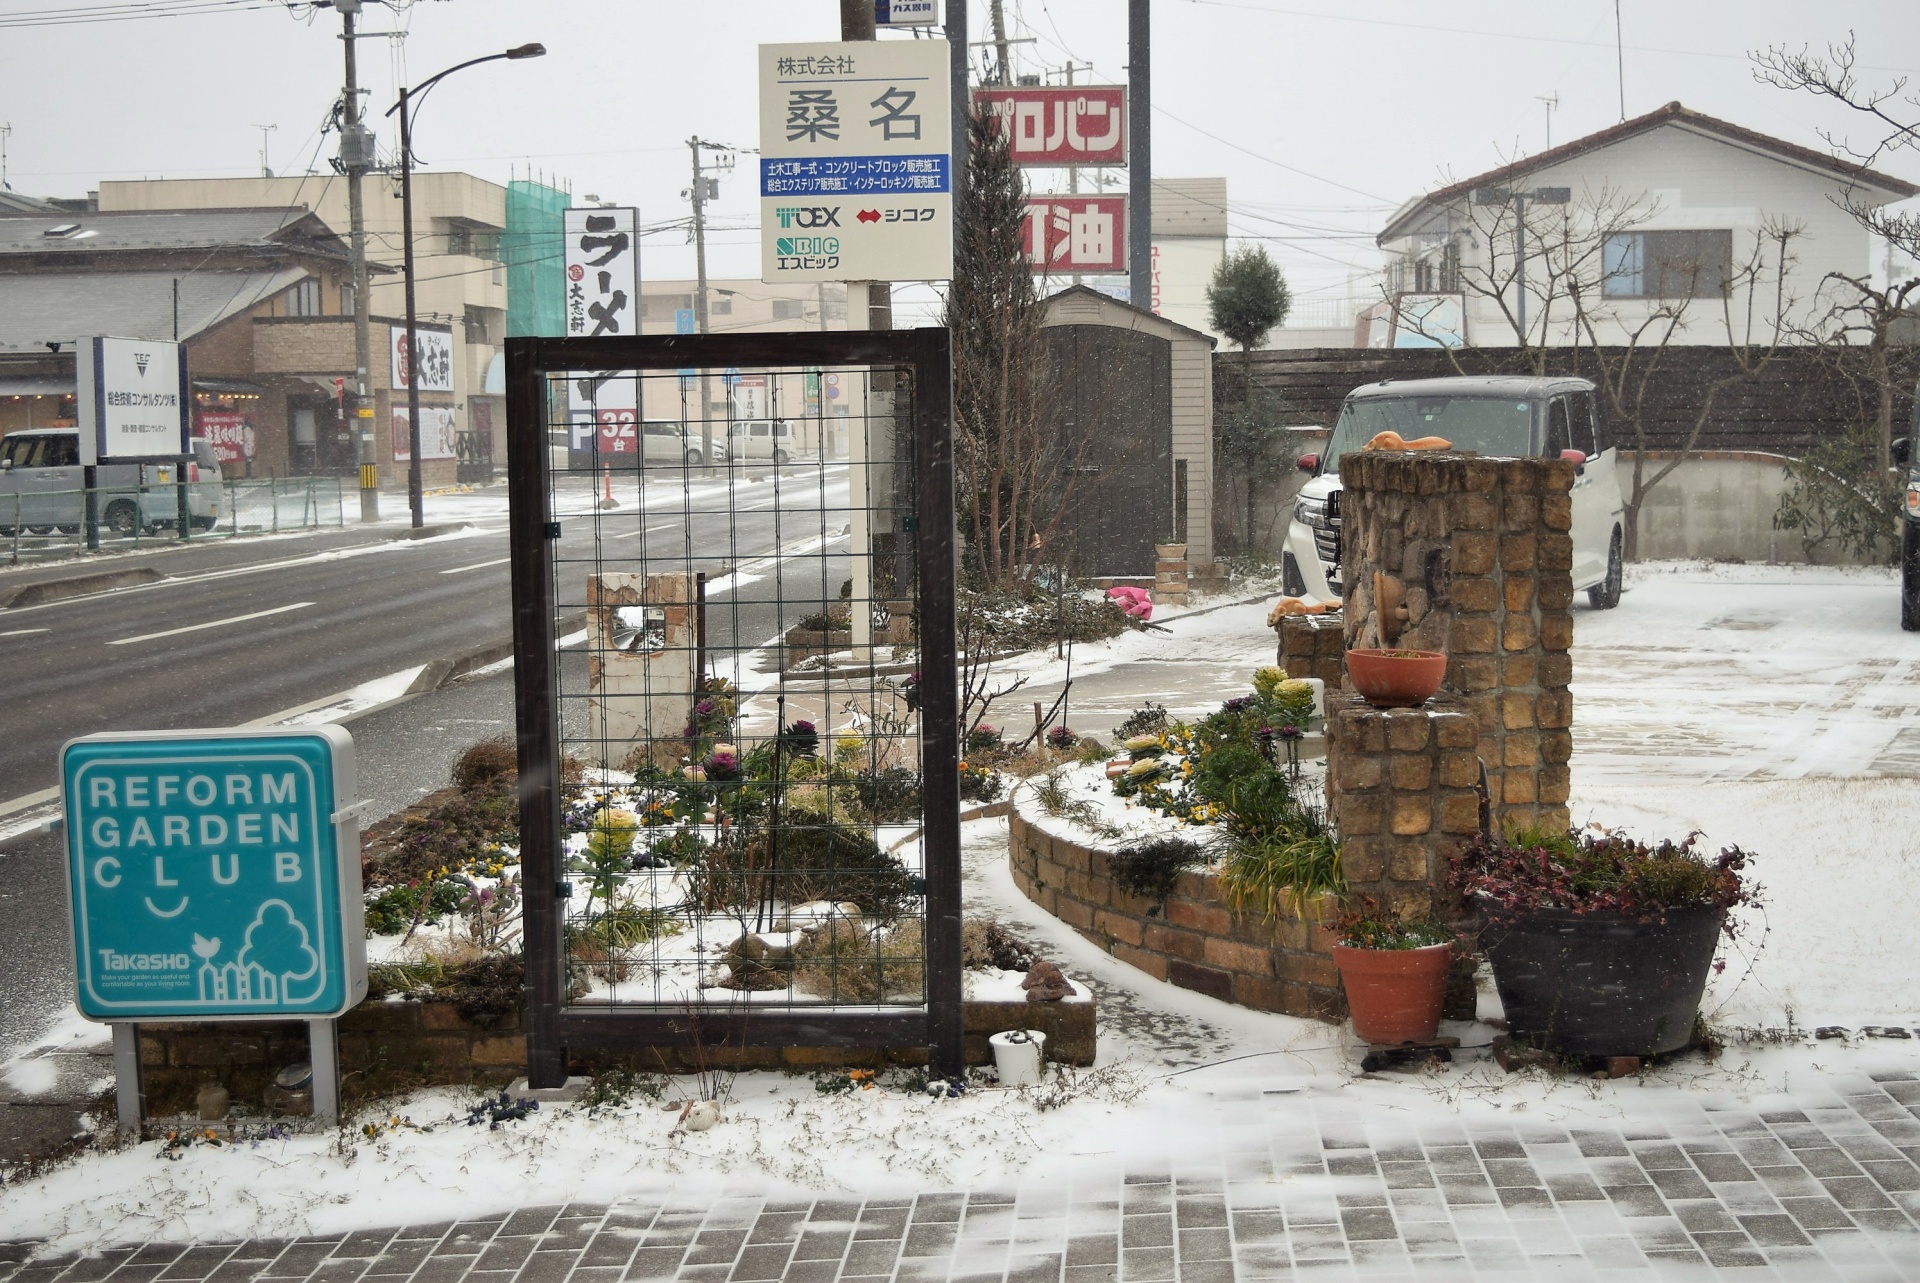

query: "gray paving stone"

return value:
[684, 1234, 748, 1268]
[516, 1251, 580, 1283]
[408, 1259, 474, 1283]
[1062, 1267, 1117, 1283]
[774, 1264, 836, 1283]
[1172, 1200, 1225, 1230]
[1798, 1148, 1866, 1179]
[1601, 1187, 1667, 1218]
[157, 1247, 236, 1280]
[1119, 1219, 1170, 1251]
[1688, 1152, 1755, 1184]
[1339, 1208, 1397, 1242]
[913, 1196, 968, 1225]
[726, 1245, 793, 1282]
[1820, 1177, 1896, 1211]
[624, 1248, 687, 1281]
[1644, 1168, 1712, 1201]
[470, 1240, 537, 1275]
[838, 1243, 898, 1277]
[786, 1234, 846, 1265]
[1778, 1197, 1856, 1230]
[365, 1243, 435, 1277]
[1544, 1174, 1605, 1202]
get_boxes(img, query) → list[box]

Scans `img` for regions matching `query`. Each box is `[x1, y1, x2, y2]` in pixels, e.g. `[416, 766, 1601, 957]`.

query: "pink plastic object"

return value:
[1105, 585, 1153, 621]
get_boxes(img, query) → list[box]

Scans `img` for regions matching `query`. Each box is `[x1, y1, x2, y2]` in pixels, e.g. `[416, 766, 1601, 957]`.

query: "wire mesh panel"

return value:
[504, 332, 958, 1085]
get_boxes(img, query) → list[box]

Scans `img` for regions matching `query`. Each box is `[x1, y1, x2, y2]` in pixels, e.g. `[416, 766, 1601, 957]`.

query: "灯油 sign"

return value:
[61, 728, 366, 1021]
[758, 39, 952, 283]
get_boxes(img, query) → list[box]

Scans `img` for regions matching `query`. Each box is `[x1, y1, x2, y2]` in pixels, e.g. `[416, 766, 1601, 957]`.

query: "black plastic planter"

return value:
[1479, 905, 1725, 1057]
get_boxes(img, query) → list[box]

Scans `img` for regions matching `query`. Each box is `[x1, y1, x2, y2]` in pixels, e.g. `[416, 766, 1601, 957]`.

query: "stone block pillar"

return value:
[1277, 612, 1346, 687]
[1337, 452, 1574, 835]
[1324, 695, 1482, 920]
[586, 572, 698, 765]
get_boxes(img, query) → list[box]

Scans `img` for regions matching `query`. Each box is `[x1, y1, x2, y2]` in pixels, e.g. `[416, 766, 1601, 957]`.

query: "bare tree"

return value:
[945, 108, 1099, 589]
[1754, 35, 1920, 473]
[1572, 222, 1804, 559]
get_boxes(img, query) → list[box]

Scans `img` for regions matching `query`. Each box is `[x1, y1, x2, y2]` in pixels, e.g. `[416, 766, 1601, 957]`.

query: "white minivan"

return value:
[724, 419, 796, 463]
[1283, 376, 1626, 609]
[0, 428, 222, 535]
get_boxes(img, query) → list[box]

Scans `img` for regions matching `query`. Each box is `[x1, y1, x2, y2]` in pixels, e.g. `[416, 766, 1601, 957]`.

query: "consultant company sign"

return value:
[61, 727, 367, 1021]
[76, 336, 191, 465]
[758, 39, 952, 283]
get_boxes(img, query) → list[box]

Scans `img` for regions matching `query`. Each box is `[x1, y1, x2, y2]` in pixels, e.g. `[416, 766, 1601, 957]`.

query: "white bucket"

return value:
[988, 1029, 1047, 1087]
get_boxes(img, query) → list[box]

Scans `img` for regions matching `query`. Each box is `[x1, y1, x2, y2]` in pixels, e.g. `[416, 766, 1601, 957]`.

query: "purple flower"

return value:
[695, 699, 717, 718]
[703, 748, 741, 781]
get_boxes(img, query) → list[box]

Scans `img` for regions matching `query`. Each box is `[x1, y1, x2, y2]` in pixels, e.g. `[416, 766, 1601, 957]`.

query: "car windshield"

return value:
[1323, 395, 1535, 474]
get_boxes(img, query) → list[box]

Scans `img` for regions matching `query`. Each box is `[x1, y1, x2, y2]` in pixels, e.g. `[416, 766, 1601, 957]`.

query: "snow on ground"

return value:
[6, 561, 1919, 1250]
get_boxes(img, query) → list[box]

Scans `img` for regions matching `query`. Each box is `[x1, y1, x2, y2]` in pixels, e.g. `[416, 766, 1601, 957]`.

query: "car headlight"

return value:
[1294, 498, 1321, 526]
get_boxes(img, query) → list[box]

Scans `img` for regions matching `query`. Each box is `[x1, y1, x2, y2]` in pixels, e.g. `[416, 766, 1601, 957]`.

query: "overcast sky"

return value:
[3, 0, 1915, 324]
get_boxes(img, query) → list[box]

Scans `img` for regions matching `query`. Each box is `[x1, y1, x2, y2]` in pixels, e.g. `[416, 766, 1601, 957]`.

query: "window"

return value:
[642, 293, 694, 321]
[463, 308, 492, 344]
[1602, 230, 1732, 299]
[9, 433, 82, 467]
[773, 298, 806, 321]
[287, 277, 323, 317]
[340, 281, 356, 315]
[445, 226, 502, 260]
[1567, 390, 1598, 456]
[710, 295, 733, 316]
[1544, 398, 1572, 457]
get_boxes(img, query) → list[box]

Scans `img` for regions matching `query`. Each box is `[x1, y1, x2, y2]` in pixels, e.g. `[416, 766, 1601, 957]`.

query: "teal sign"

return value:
[61, 727, 366, 1021]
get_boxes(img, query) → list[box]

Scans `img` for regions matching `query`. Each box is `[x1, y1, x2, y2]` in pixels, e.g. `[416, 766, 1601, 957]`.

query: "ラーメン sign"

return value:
[758, 39, 952, 283]
[76, 336, 191, 465]
[61, 727, 366, 1021]
[563, 207, 640, 338]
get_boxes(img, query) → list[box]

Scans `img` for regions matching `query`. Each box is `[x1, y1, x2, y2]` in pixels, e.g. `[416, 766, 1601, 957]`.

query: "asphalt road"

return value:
[0, 466, 852, 809]
[0, 465, 853, 1061]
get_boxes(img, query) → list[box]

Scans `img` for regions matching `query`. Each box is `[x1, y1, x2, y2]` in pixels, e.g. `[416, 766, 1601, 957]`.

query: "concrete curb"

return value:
[0, 566, 166, 610]
[388, 522, 474, 541]
[404, 610, 588, 695]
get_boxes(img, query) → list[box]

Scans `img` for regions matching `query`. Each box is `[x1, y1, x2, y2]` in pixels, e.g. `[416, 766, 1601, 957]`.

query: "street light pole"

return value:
[389, 43, 546, 529]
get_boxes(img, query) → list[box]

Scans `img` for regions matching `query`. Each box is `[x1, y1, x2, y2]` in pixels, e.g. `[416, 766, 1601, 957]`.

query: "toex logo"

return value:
[98, 949, 191, 972]
[774, 206, 841, 229]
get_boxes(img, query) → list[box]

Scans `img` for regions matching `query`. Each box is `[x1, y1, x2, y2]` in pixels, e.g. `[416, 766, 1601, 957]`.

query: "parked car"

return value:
[725, 419, 797, 463]
[567, 416, 728, 470]
[1283, 375, 1626, 609]
[0, 429, 221, 535]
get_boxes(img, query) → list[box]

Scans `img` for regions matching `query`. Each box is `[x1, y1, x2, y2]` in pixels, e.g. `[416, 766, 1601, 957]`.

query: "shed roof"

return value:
[1041, 284, 1218, 346]
[1378, 101, 1920, 245]
[0, 207, 351, 262]
[0, 268, 307, 351]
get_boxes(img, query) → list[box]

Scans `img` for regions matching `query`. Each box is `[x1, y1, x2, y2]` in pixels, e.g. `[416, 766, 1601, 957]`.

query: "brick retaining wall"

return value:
[136, 995, 1094, 1114]
[1008, 809, 1348, 1022]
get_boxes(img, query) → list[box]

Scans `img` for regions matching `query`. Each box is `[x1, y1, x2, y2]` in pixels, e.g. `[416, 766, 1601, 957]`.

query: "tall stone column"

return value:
[1336, 453, 1575, 836]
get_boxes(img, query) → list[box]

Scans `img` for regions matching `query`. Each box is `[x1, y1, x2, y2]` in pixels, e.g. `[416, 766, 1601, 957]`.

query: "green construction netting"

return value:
[506, 179, 568, 338]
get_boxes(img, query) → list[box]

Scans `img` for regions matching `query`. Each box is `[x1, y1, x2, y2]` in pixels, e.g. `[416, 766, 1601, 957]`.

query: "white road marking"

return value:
[0, 628, 51, 638]
[441, 557, 511, 574]
[107, 602, 314, 646]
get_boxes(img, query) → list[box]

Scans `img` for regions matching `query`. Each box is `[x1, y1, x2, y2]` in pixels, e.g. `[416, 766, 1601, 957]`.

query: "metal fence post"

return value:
[10, 492, 19, 565]
[271, 481, 280, 535]
[112, 1022, 144, 1138]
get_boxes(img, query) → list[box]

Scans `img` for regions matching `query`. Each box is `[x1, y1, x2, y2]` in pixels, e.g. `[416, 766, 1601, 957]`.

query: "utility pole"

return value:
[0, 123, 12, 191]
[988, 0, 1011, 85]
[253, 124, 278, 178]
[337, 0, 380, 522]
[687, 136, 730, 467]
[1128, 0, 1151, 311]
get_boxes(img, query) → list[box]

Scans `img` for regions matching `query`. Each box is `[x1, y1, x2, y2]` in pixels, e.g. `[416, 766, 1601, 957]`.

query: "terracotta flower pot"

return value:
[1345, 647, 1447, 709]
[1332, 942, 1453, 1044]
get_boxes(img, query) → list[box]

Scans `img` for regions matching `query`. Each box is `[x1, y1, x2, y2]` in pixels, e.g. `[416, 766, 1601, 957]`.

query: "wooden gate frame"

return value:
[503, 329, 961, 1088]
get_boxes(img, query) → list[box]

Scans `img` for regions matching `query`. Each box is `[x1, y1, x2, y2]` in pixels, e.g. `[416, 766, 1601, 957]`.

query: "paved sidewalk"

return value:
[9, 1067, 1920, 1282]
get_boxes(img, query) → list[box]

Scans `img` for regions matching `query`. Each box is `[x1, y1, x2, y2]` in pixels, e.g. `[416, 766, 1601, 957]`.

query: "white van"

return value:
[0, 429, 221, 535]
[1283, 376, 1626, 609]
[724, 419, 797, 463]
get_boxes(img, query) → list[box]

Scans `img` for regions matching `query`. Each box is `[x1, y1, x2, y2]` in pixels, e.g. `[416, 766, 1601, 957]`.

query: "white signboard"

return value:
[76, 337, 190, 464]
[875, 0, 939, 24]
[758, 40, 952, 283]
[563, 207, 640, 338]
[391, 405, 457, 462]
[389, 325, 453, 393]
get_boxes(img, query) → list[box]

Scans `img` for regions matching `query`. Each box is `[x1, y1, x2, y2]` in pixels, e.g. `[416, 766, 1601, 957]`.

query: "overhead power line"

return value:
[0, 0, 282, 28]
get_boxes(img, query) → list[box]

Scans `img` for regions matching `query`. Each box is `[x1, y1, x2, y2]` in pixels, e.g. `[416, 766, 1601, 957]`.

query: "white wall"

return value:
[1383, 123, 1884, 349]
